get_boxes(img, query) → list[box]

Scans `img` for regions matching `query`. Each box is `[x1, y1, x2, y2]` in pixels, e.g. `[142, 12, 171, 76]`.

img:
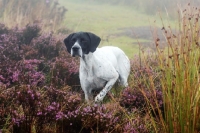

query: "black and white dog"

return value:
[64, 32, 130, 103]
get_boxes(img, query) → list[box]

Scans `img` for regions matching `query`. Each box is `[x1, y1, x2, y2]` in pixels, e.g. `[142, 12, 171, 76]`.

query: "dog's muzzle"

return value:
[71, 46, 82, 57]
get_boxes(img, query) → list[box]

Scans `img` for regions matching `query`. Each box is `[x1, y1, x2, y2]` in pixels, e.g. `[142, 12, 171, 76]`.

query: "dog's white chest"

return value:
[79, 62, 107, 90]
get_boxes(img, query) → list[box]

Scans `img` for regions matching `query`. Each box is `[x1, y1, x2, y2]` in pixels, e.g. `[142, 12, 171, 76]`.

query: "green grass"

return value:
[60, 0, 174, 58]
[100, 36, 144, 57]
[61, 0, 150, 31]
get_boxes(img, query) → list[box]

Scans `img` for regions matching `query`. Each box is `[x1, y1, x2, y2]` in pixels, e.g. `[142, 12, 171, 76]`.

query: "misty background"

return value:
[0, 0, 199, 57]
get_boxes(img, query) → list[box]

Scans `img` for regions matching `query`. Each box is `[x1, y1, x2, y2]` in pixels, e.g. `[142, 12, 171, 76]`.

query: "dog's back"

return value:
[94, 46, 130, 87]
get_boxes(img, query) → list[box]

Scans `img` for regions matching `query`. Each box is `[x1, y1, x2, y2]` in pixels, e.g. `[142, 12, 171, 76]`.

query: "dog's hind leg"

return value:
[83, 89, 94, 104]
[118, 55, 130, 87]
[94, 73, 119, 103]
[119, 75, 129, 87]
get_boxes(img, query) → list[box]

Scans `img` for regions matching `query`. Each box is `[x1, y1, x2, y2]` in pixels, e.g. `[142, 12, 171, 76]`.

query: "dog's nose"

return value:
[72, 46, 79, 51]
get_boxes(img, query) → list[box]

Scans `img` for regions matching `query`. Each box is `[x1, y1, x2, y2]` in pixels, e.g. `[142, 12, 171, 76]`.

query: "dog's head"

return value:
[64, 32, 101, 57]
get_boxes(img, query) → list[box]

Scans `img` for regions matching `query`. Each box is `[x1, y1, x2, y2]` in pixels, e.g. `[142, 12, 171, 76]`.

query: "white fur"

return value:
[78, 46, 130, 103]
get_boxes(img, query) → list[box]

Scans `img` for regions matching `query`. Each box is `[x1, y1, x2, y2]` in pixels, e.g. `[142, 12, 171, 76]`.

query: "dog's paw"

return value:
[94, 94, 103, 103]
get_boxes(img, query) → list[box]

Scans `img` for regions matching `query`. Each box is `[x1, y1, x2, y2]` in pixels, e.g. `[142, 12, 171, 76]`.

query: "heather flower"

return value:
[12, 118, 20, 127]
[0, 75, 5, 81]
[56, 111, 64, 120]
[37, 111, 42, 116]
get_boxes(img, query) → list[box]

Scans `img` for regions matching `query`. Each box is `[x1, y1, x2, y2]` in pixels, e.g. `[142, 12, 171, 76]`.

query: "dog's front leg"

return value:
[95, 74, 119, 103]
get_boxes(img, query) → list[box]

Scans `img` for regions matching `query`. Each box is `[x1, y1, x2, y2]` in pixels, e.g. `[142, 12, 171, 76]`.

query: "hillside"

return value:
[60, 0, 175, 57]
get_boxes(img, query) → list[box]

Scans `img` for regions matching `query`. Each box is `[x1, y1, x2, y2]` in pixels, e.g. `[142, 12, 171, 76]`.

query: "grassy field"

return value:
[60, 0, 174, 57]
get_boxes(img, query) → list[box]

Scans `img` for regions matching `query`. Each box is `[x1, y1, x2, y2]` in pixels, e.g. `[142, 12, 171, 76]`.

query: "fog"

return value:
[0, 0, 199, 56]
[59, 0, 199, 53]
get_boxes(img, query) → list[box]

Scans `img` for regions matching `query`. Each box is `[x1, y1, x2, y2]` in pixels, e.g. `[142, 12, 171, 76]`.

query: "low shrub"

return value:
[0, 23, 158, 133]
[0, 23, 79, 89]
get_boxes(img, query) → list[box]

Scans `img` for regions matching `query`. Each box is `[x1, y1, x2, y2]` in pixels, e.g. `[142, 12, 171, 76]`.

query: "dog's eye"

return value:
[71, 39, 76, 43]
[81, 39, 87, 43]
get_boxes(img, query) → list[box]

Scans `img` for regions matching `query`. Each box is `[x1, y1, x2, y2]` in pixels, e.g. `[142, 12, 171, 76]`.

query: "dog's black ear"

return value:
[63, 33, 75, 53]
[86, 32, 101, 53]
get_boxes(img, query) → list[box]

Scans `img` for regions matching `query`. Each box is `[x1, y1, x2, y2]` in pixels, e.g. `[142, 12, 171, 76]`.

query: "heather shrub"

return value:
[1, 23, 139, 133]
[0, 23, 8, 34]
[17, 24, 41, 45]
[56, 103, 153, 133]
[122, 116, 151, 133]
[0, 23, 79, 88]
[120, 87, 163, 112]
[48, 52, 79, 88]
[120, 54, 163, 113]
[57, 104, 120, 133]
[0, 84, 82, 132]
[0, 23, 159, 133]
[1, 83, 153, 133]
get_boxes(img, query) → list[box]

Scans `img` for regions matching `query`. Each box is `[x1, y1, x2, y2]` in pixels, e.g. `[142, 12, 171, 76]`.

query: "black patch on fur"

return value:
[63, 33, 75, 54]
[63, 32, 101, 55]
[86, 32, 101, 53]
